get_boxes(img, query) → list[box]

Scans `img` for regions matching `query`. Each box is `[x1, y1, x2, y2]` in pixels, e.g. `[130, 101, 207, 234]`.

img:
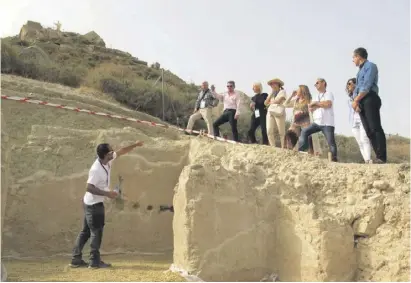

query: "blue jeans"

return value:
[72, 202, 105, 265]
[298, 123, 338, 161]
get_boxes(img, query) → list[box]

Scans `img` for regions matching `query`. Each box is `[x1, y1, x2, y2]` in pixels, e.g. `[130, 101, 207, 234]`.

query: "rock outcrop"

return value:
[19, 20, 61, 43]
[83, 31, 106, 47]
[172, 140, 410, 282]
[19, 20, 43, 42]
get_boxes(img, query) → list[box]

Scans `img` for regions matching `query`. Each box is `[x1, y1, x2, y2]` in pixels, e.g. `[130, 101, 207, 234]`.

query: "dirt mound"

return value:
[1, 77, 409, 282]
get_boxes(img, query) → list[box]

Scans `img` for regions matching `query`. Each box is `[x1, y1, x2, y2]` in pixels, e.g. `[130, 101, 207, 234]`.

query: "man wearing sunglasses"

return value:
[351, 47, 386, 164]
[298, 78, 338, 162]
[70, 140, 144, 269]
[212, 81, 242, 142]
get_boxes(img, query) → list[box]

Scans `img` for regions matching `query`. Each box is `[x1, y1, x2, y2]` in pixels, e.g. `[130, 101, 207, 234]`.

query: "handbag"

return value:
[268, 92, 285, 116]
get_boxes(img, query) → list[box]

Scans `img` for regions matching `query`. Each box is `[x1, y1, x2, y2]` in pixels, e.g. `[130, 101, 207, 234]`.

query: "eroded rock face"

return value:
[1, 99, 188, 257]
[173, 140, 410, 282]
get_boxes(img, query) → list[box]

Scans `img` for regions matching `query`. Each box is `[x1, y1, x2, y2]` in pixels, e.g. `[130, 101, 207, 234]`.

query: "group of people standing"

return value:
[185, 47, 387, 164]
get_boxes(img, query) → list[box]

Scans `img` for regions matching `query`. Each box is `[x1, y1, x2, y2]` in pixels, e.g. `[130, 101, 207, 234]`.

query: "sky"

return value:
[1, 0, 410, 137]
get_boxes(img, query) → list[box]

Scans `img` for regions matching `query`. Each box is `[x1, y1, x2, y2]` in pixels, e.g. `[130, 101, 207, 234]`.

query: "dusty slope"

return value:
[1, 75, 410, 282]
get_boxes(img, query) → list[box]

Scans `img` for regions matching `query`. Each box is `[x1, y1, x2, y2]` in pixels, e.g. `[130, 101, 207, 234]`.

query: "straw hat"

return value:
[267, 78, 284, 87]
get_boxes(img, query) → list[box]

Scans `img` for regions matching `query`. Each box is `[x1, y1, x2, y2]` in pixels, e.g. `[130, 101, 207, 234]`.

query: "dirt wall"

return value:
[1, 99, 188, 257]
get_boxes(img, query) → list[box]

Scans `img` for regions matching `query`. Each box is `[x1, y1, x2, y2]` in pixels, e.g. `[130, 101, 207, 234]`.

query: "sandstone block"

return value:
[173, 142, 357, 281]
[353, 195, 384, 236]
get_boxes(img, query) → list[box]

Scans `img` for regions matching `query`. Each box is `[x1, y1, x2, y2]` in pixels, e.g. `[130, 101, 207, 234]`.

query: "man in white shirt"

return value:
[70, 140, 144, 269]
[298, 78, 338, 162]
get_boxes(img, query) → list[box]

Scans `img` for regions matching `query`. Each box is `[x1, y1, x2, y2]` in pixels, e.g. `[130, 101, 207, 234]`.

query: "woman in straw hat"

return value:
[264, 78, 287, 148]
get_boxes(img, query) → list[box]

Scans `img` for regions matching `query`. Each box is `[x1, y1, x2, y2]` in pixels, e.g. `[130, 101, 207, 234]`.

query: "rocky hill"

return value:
[1, 20, 200, 125]
[1, 74, 410, 282]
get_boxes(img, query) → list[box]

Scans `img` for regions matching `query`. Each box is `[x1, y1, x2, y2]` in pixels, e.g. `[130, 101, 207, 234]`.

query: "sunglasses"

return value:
[347, 82, 354, 86]
[227, 85, 233, 88]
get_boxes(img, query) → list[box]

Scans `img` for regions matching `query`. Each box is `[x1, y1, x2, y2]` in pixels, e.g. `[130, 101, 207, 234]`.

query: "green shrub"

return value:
[1, 41, 23, 74]
[1, 41, 83, 87]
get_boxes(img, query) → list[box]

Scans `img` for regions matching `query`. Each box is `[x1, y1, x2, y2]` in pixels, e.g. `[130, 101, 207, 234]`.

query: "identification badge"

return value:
[255, 109, 260, 118]
[200, 100, 206, 108]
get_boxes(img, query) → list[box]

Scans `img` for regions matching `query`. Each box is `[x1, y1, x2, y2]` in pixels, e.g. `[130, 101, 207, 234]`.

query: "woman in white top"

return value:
[346, 78, 372, 163]
[264, 78, 287, 148]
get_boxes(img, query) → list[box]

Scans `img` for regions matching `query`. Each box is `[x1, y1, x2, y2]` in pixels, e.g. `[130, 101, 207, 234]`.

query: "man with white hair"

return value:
[185, 81, 218, 136]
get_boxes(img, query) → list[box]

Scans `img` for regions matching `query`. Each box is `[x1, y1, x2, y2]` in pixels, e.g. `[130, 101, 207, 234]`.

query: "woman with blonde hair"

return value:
[283, 85, 321, 154]
[248, 82, 269, 144]
[264, 78, 287, 147]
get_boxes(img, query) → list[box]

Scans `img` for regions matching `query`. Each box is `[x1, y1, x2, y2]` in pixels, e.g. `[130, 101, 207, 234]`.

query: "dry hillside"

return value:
[1, 74, 410, 282]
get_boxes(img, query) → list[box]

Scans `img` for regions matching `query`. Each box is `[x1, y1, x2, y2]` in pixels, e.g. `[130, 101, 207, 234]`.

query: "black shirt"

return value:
[251, 93, 269, 113]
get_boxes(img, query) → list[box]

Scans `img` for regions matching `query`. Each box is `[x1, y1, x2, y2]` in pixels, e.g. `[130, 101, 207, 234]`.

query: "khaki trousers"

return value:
[186, 108, 214, 135]
[266, 111, 285, 147]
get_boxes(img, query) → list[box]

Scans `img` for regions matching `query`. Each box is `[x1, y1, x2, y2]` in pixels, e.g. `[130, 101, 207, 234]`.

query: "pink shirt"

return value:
[213, 91, 241, 116]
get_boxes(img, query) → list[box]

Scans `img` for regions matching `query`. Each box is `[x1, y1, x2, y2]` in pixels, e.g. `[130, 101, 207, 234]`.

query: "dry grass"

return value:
[3, 254, 184, 282]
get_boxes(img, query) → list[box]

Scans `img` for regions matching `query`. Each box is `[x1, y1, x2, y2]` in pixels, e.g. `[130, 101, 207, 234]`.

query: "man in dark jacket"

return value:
[185, 81, 218, 136]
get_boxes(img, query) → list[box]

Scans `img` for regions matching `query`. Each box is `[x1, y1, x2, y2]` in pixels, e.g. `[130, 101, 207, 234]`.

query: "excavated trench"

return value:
[1, 98, 189, 259]
[1, 90, 410, 282]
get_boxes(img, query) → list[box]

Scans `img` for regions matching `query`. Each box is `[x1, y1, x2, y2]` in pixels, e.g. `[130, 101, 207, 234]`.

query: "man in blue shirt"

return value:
[351, 47, 387, 163]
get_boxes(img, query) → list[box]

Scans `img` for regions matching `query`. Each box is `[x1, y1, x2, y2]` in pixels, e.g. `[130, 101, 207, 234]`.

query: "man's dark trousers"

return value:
[358, 91, 387, 162]
[213, 109, 239, 142]
[72, 202, 105, 265]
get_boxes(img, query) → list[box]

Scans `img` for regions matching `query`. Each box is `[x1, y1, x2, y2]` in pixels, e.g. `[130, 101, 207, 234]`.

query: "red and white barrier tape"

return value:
[1, 95, 168, 128]
[1, 94, 239, 145]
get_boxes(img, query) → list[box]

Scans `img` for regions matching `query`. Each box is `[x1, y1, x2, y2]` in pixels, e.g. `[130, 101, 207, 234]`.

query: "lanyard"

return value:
[318, 92, 326, 102]
[98, 159, 110, 186]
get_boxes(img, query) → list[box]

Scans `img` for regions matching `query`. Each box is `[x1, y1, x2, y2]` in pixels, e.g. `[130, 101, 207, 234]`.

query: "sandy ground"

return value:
[2, 254, 183, 282]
